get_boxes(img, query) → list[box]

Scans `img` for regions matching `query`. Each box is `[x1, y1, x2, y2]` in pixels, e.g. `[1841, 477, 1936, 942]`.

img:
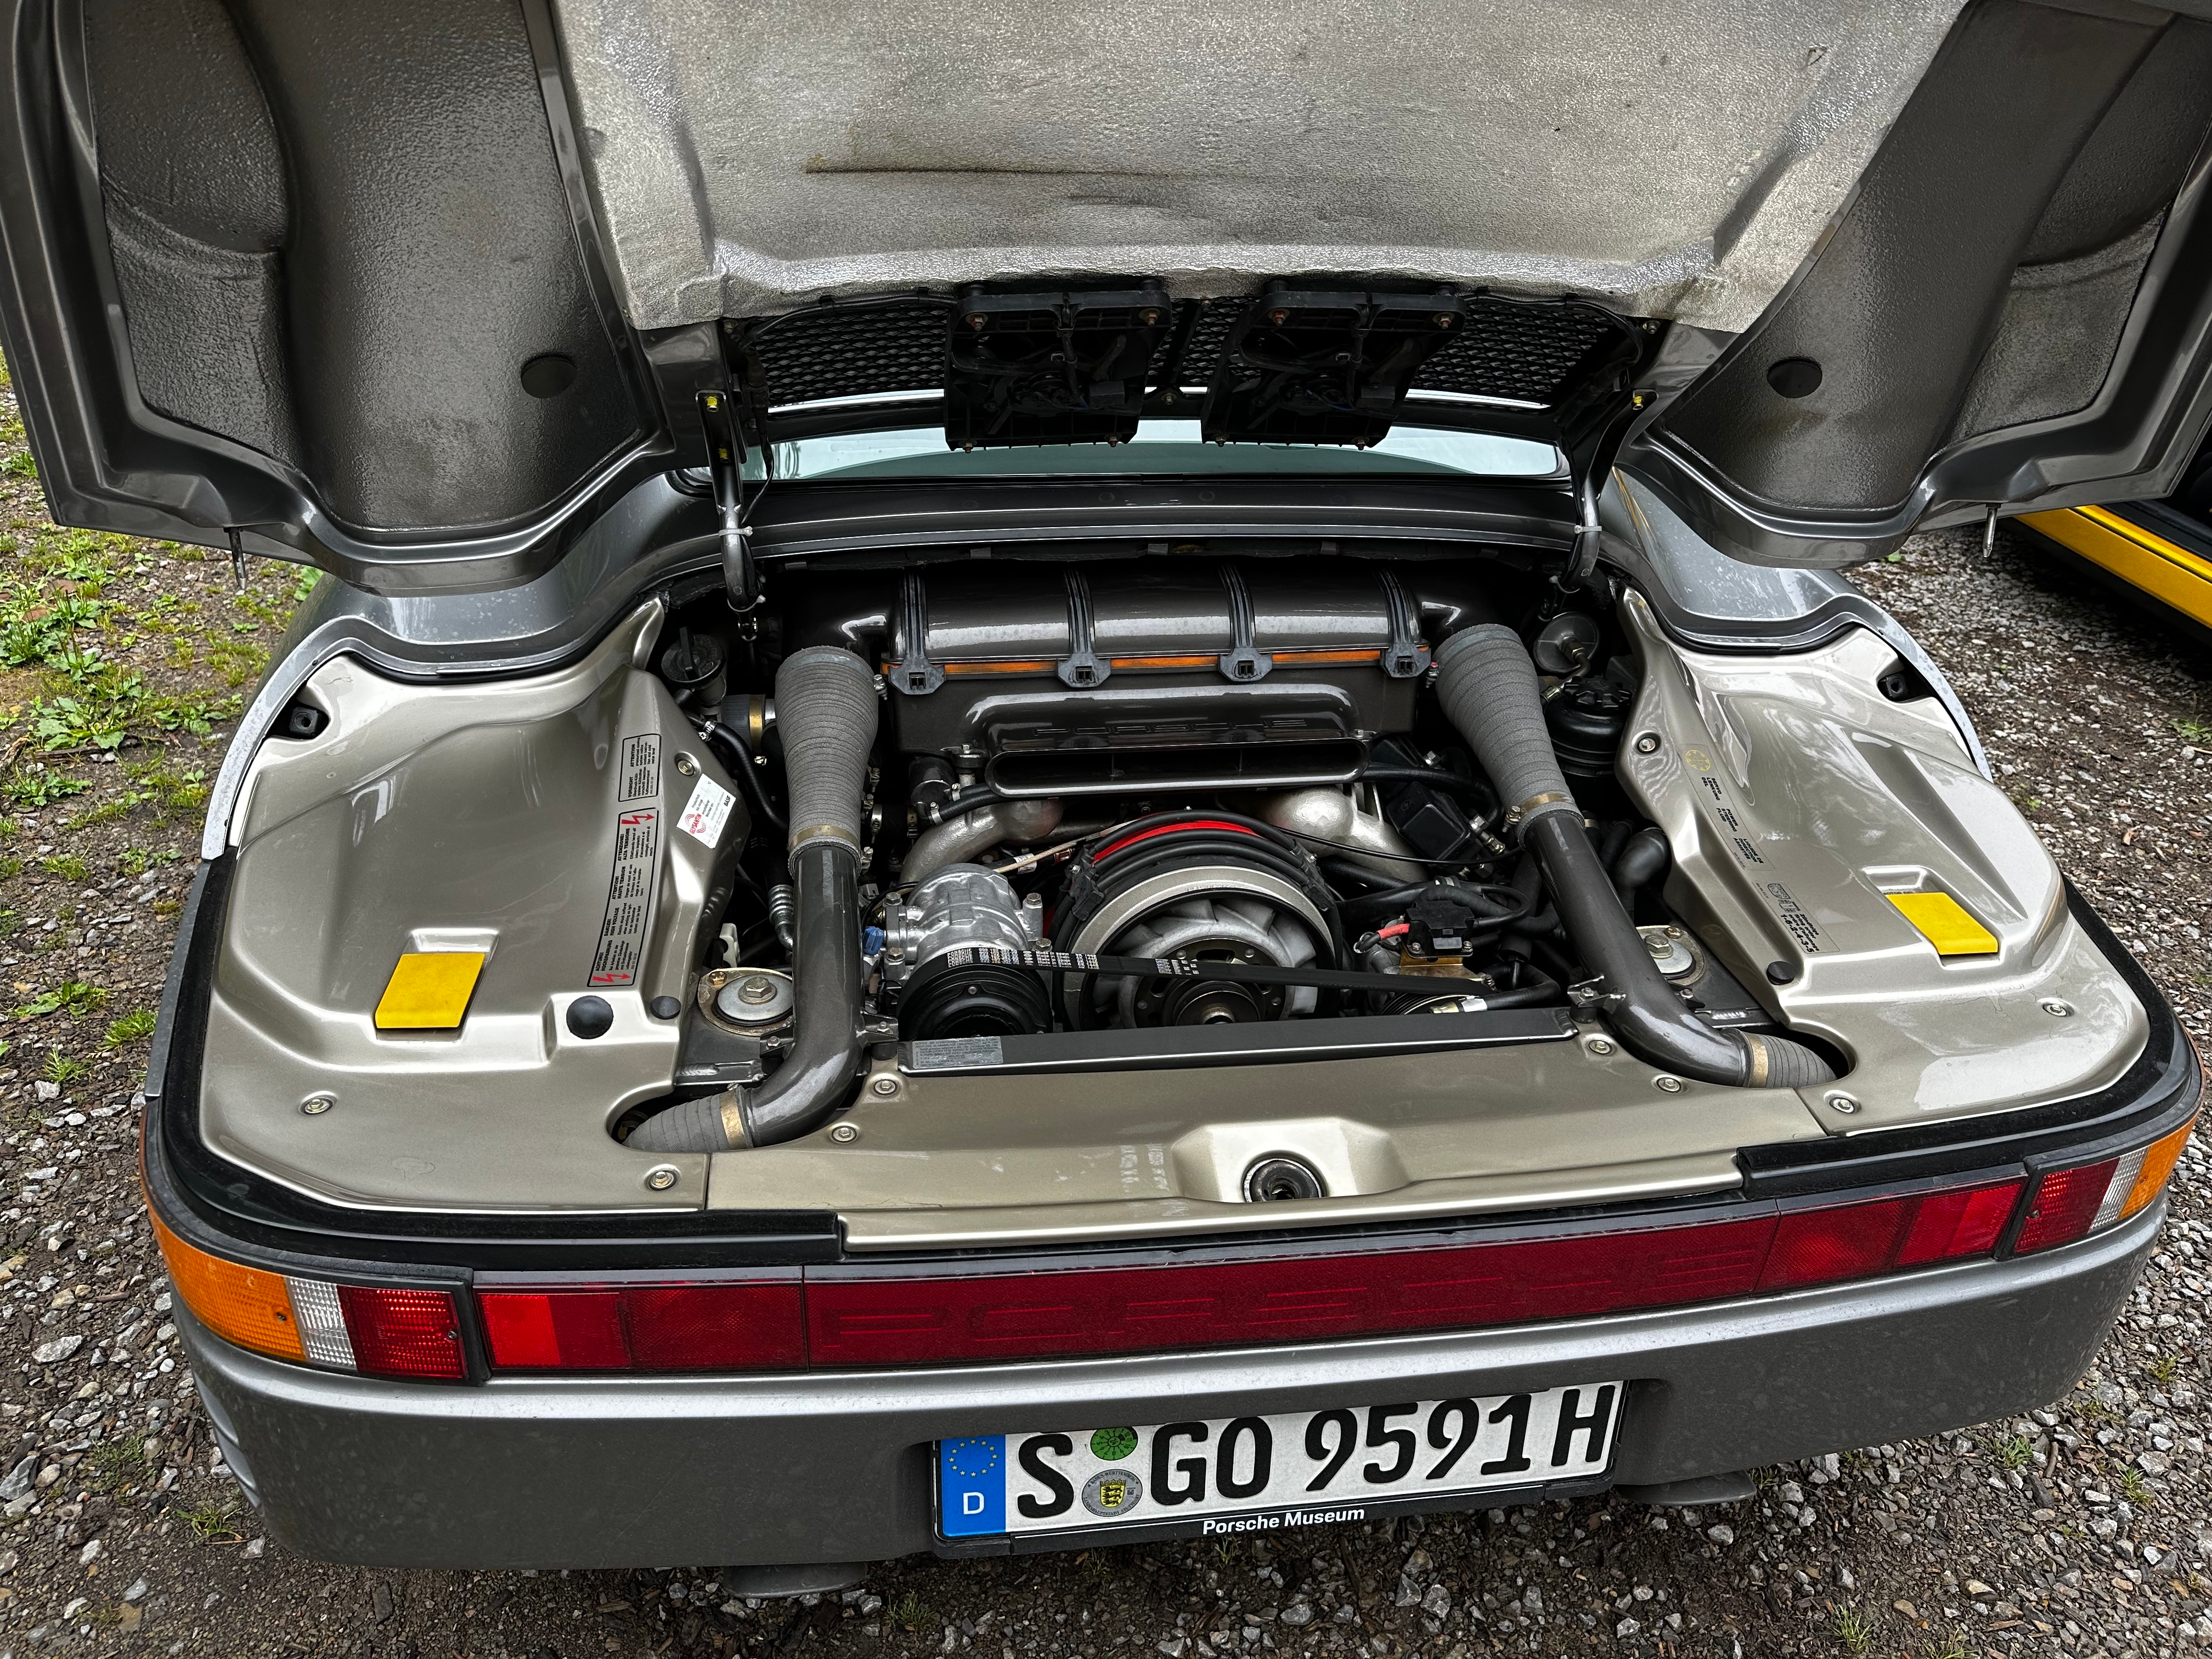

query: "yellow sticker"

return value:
[373, 952, 487, 1030]
[1887, 892, 1999, 957]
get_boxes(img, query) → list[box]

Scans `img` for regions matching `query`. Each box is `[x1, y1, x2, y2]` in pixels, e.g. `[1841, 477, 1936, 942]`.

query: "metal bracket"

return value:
[1376, 569, 1431, 679]
[889, 569, 944, 696]
[1217, 563, 1273, 682]
[698, 390, 758, 608]
[1566, 977, 1624, 1010]
[1058, 569, 1110, 688]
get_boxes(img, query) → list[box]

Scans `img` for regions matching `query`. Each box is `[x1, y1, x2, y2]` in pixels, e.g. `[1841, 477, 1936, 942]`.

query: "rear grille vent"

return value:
[740, 294, 1629, 415]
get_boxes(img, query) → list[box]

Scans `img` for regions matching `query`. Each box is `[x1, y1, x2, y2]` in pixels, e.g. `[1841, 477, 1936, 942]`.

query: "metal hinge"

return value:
[889, 568, 944, 696]
[1217, 563, 1272, 682]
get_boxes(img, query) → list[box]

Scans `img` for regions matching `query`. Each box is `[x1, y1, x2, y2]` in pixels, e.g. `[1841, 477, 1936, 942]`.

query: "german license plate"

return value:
[937, 1383, 1620, 1541]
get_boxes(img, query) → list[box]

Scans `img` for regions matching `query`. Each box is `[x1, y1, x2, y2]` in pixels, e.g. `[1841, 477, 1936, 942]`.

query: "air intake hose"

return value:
[1431, 625, 1832, 1090]
[629, 647, 878, 1153]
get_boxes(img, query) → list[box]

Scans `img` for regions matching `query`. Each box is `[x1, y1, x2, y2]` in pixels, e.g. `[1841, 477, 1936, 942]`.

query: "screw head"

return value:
[1826, 1092, 1861, 1115]
[1654, 1075, 1685, 1093]
[300, 1093, 335, 1116]
[1587, 1037, 1616, 1057]
[675, 754, 698, 777]
[1634, 732, 1662, 755]
[738, 975, 778, 1005]
[1432, 312, 1455, 328]
[2041, 998, 2074, 1018]
[870, 1076, 901, 1097]
[645, 1166, 679, 1190]
[966, 313, 986, 329]
[829, 1122, 860, 1143]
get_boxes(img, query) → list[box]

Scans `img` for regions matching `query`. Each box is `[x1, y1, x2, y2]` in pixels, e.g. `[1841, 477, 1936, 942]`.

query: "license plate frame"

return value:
[933, 1383, 1622, 1552]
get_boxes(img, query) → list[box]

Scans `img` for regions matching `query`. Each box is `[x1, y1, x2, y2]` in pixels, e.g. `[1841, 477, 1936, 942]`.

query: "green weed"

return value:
[889, 1592, 932, 1630]
[1994, 1434, 2034, 1471]
[2149, 1353, 2182, 1385]
[42, 1049, 87, 1086]
[177, 1502, 243, 1544]
[13, 980, 107, 1019]
[1832, 1605, 1873, 1655]
[117, 844, 179, 878]
[83, 1436, 147, 1493]
[36, 852, 87, 882]
[2172, 718, 2212, 745]
[1, 766, 89, 808]
[65, 794, 138, 829]
[103, 1009, 155, 1047]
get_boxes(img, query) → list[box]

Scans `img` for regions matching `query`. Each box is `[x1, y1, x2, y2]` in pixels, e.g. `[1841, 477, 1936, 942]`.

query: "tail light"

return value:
[2015, 1116, 2195, 1254]
[475, 1175, 2024, 1374]
[157, 1116, 2193, 1382]
[478, 1282, 803, 1371]
[151, 1211, 466, 1380]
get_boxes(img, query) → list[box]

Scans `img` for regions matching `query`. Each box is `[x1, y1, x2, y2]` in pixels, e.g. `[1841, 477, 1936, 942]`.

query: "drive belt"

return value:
[915, 943, 1485, 996]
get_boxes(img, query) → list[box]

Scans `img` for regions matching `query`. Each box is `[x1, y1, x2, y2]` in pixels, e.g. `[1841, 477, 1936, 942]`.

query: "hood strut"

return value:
[699, 389, 760, 607]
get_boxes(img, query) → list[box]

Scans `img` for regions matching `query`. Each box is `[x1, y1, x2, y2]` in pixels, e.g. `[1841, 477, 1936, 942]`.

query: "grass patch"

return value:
[177, 1502, 244, 1544]
[65, 794, 138, 829]
[2149, 1353, 2182, 1385]
[2173, 718, 2212, 745]
[1832, 1604, 1873, 1655]
[103, 1008, 155, 1047]
[117, 844, 179, 877]
[42, 1049, 88, 1086]
[13, 980, 108, 1019]
[2118, 1464, 2154, 1506]
[0, 765, 88, 808]
[889, 1592, 932, 1630]
[131, 761, 210, 820]
[36, 852, 87, 882]
[1994, 1434, 2034, 1470]
[83, 1434, 147, 1493]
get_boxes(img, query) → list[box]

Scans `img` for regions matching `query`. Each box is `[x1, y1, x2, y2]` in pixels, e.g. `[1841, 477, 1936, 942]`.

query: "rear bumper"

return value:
[184, 1201, 2159, 1569]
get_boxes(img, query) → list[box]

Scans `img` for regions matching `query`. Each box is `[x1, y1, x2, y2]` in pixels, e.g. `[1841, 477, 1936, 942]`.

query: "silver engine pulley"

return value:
[1062, 866, 1331, 1028]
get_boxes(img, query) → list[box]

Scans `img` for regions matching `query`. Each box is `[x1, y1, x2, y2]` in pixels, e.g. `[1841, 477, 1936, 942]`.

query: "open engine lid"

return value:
[2, 0, 2211, 591]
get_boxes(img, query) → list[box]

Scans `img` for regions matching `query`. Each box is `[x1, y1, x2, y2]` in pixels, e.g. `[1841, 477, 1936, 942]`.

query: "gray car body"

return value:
[177, 1206, 2158, 1568]
[144, 473, 2178, 1566]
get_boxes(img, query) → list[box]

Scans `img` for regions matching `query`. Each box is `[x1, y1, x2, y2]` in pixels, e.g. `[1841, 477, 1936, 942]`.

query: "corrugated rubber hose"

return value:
[1432, 625, 1834, 1090]
[629, 647, 878, 1153]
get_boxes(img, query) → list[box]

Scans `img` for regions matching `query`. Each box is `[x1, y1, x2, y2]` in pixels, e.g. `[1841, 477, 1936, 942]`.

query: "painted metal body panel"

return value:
[180, 1205, 2158, 1568]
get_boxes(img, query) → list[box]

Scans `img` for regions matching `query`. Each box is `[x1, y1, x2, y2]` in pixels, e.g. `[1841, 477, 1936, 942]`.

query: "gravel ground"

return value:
[0, 358, 2209, 1659]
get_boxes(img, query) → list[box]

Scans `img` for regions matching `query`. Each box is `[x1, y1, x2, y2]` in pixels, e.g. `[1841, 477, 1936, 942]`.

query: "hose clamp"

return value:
[1502, 791, 1574, 831]
[787, 822, 862, 857]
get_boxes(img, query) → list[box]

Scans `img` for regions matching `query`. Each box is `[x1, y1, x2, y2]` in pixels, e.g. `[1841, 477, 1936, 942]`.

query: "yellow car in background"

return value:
[2019, 437, 2212, 644]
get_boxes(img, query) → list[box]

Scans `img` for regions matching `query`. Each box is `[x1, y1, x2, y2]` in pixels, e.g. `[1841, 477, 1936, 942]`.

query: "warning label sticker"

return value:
[588, 808, 658, 986]
[617, 734, 660, 803]
[1763, 881, 1826, 955]
[677, 774, 737, 848]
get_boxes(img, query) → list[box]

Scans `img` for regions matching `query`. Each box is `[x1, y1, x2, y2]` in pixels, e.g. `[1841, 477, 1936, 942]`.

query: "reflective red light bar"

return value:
[336, 1285, 469, 1379]
[479, 1282, 804, 1372]
[477, 1179, 2022, 1374]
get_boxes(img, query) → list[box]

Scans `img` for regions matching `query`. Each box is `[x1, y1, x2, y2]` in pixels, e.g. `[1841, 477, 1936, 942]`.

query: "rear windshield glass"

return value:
[765, 419, 1562, 482]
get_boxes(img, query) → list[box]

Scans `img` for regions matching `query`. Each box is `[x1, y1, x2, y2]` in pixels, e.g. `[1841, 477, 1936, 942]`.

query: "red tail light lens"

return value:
[335, 1285, 467, 1379]
[801, 1180, 2023, 1367]
[2014, 1158, 2123, 1253]
[477, 1283, 804, 1372]
[477, 1179, 2025, 1375]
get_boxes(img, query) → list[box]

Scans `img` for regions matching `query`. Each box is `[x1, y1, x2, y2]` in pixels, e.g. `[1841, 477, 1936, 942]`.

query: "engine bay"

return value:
[196, 550, 2149, 1235]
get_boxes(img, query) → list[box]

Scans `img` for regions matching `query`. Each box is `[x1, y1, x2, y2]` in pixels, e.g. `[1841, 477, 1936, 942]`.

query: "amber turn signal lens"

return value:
[2114, 1117, 2194, 1226]
[150, 1210, 304, 1362]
